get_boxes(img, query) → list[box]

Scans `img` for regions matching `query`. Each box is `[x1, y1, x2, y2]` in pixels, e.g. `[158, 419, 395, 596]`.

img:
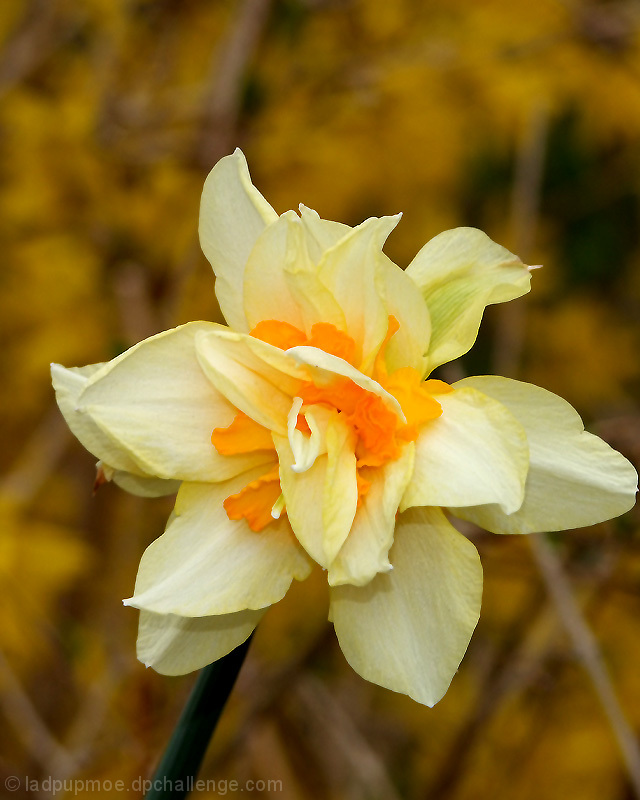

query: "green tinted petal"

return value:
[406, 228, 531, 370]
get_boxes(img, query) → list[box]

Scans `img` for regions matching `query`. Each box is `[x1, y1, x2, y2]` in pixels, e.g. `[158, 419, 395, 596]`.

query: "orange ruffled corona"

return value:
[212, 317, 450, 532]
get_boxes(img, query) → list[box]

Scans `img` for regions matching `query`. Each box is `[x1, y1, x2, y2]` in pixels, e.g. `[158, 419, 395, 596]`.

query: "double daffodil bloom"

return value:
[52, 150, 637, 707]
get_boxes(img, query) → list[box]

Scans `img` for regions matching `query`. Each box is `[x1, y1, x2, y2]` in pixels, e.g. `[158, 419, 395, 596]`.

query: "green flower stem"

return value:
[145, 637, 252, 800]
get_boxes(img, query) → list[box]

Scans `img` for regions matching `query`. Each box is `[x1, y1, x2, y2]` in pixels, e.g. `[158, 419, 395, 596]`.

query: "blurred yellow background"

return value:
[1, 0, 640, 798]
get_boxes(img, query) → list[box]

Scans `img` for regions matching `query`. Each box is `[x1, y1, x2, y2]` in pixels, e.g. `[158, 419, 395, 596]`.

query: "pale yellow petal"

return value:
[199, 149, 278, 331]
[195, 328, 308, 435]
[274, 411, 358, 568]
[322, 414, 359, 564]
[57, 323, 264, 482]
[242, 211, 309, 332]
[298, 204, 351, 258]
[401, 386, 528, 514]
[451, 377, 638, 534]
[286, 399, 333, 474]
[273, 431, 327, 566]
[286, 267, 347, 337]
[243, 210, 345, 334]
[124, 476, 312, 616]
[330, 507, 483, 707]
[378, 253, 431, 376]
[297, 207, 426, 370]
[318, 215, 401, 372]
[328, 444, 415, 587]
[406, 228, 531, 369]
[137, 608, 264, 676]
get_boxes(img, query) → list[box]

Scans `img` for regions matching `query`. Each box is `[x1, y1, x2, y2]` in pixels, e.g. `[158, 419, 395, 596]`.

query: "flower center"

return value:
[212, 318, 450, 532]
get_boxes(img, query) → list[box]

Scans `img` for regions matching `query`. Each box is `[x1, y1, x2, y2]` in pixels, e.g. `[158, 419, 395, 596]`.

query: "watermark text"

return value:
[5, 775, 283, 795]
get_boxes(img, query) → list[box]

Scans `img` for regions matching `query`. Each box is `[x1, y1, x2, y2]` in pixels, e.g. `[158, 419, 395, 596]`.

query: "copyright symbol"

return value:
[5, 776, 20, 791]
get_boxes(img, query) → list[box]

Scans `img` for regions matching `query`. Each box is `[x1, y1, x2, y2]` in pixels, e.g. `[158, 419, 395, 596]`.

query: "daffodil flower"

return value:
[52, 150, 637, 707]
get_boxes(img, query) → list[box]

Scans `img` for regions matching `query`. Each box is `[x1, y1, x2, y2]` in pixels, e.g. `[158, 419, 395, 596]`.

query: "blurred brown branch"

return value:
[0, 0, 83, 100]
[197, 0, 274, 168]
[285, 676, 401, 800]
[529, 533, 640, 797]
[1, 407, 70, 506]
[0, 646, 77, 779]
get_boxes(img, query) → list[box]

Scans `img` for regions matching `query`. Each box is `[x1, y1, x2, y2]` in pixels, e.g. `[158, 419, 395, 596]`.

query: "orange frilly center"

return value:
[212, 317, 451, 532]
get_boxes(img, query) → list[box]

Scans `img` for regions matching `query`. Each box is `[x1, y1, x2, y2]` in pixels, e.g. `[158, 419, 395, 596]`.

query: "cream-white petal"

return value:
[330, 507, 483, 707]
[195, 328, 308, 435]
[52, 361, 140, 475]
[136, 608, 264, 676]
[401, 386, 528, 514]
[451, 377, 638, 534]
[298, 204, 351, 259]
[124, 476, 312, 616]
[199, 149, 278, 331]
[242, 211, 309, 332]
[318, 215, 400, 371]
[243, 210, 345, 334]
[57, 323, 265, 482]
[406, 227, 531, 370]
[53, 370, 180, 497]
[328, 444, 415, 587]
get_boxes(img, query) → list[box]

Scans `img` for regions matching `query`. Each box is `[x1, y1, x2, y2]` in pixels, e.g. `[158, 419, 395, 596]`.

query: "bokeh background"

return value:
[1, 0, 640, 798]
